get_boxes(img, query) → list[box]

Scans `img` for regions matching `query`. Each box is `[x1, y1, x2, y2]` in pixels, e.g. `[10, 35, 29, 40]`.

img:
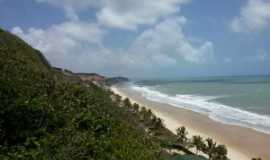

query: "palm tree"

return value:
[146, 109, 153, 119]
[213, 144, 228, 160]
[251, 158, 262, 160]
[115, 94, 122, 104]
[203, 138, 217, 160]
[152, 117, 163, 130]
[176, 126, 188, 146]
[140, 106, 147, 113]
[132, 103, 140, 113]
[139, 106, 147, 121]
[123, 98, 131, 108]
[141, 109, 153, 122]
[192, 135, 204, 155]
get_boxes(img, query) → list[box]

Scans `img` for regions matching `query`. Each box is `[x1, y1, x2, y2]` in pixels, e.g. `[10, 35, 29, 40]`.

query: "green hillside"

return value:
[0, 27, 198, 160]
[0, 28, 232, 160]
[0, 28, 165, 159]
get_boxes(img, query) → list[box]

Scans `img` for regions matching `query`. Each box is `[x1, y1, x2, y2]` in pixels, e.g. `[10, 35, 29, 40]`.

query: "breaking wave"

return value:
[129, 84, 270, 134]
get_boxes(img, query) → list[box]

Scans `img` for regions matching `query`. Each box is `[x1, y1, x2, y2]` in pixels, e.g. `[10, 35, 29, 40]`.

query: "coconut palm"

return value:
[192, 135, 204, 155]
[115, 94, 122, 104]
[251, 158, 262, 160]
[123, 98, 131, 108]
[139, 106, 147, 121]
[213, 144, 228, 160]
[140, 106, 147, 113]
[203, 138, 217, 160]
[152, 117, 163, 130]
[176, 126, 188, 146]
[132, 103, 140, 112]
[146, 109, 153, 119]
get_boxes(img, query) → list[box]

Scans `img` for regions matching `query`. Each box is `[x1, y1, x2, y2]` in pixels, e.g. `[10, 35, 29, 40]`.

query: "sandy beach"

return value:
[111, 85, 270, 160]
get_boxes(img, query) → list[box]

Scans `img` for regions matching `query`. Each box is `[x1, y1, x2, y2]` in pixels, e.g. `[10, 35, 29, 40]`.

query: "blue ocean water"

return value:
[128, 75, 270, 134]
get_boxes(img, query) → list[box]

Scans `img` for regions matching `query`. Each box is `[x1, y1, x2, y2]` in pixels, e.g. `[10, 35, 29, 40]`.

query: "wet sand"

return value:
[111, 85, 270, 160]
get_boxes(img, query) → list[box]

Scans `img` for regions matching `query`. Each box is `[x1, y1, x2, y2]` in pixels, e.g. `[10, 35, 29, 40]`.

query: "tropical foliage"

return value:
[0, 28, 162, 160]
[175, 127, 228, 160]
[0, 28, 260, 160]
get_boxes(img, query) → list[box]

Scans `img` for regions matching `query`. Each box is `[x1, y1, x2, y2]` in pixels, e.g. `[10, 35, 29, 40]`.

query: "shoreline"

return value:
[111, 85, 270, 160]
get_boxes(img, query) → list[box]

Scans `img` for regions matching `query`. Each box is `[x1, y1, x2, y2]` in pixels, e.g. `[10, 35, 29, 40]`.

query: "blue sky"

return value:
[1, 0, 270, 78]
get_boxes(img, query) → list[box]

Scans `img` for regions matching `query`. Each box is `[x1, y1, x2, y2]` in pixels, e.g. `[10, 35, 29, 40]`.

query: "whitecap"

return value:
[129, 84, 270, 134]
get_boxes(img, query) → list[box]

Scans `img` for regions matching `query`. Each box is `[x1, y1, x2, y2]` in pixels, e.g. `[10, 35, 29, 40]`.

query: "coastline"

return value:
[111, 85, 270, 160]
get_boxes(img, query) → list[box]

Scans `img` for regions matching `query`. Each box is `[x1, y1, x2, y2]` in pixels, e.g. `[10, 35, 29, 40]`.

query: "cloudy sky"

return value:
[1, 0, 270, 78]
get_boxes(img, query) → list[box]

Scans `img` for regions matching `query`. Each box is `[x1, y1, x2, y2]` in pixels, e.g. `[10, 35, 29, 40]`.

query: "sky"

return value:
[1, 0, 270, 79]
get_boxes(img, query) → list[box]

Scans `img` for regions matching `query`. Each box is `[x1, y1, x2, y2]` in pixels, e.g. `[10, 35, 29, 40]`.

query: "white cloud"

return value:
[11, 16, 214, 77]
[35, 0, 102, 21]
[231, 0, 270, 33]
[97, 0, 190, 30]
[35, 0, 102, 9]
[130, 17, 214, 65]
[35, 0, 190, 30]
[11, 21, 111, 73]
[12, 0, 215, 77]
[11, 21, 147, 76]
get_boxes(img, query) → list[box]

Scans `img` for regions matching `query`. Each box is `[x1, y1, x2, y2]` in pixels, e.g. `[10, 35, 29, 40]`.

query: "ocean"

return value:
[126, 75, 270, 134]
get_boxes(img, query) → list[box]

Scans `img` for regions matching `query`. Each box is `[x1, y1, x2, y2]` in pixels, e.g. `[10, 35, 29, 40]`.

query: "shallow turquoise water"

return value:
[131, 75, 270, 133]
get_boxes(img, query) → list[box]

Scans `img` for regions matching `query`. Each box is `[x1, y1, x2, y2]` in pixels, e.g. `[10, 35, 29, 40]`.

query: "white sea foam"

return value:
[129, 84, 270, 134]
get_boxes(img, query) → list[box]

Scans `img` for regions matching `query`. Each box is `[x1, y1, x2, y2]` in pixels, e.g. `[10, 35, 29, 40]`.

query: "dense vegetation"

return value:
[0, 28, 165, 159]
[1, 28, 253, 160]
